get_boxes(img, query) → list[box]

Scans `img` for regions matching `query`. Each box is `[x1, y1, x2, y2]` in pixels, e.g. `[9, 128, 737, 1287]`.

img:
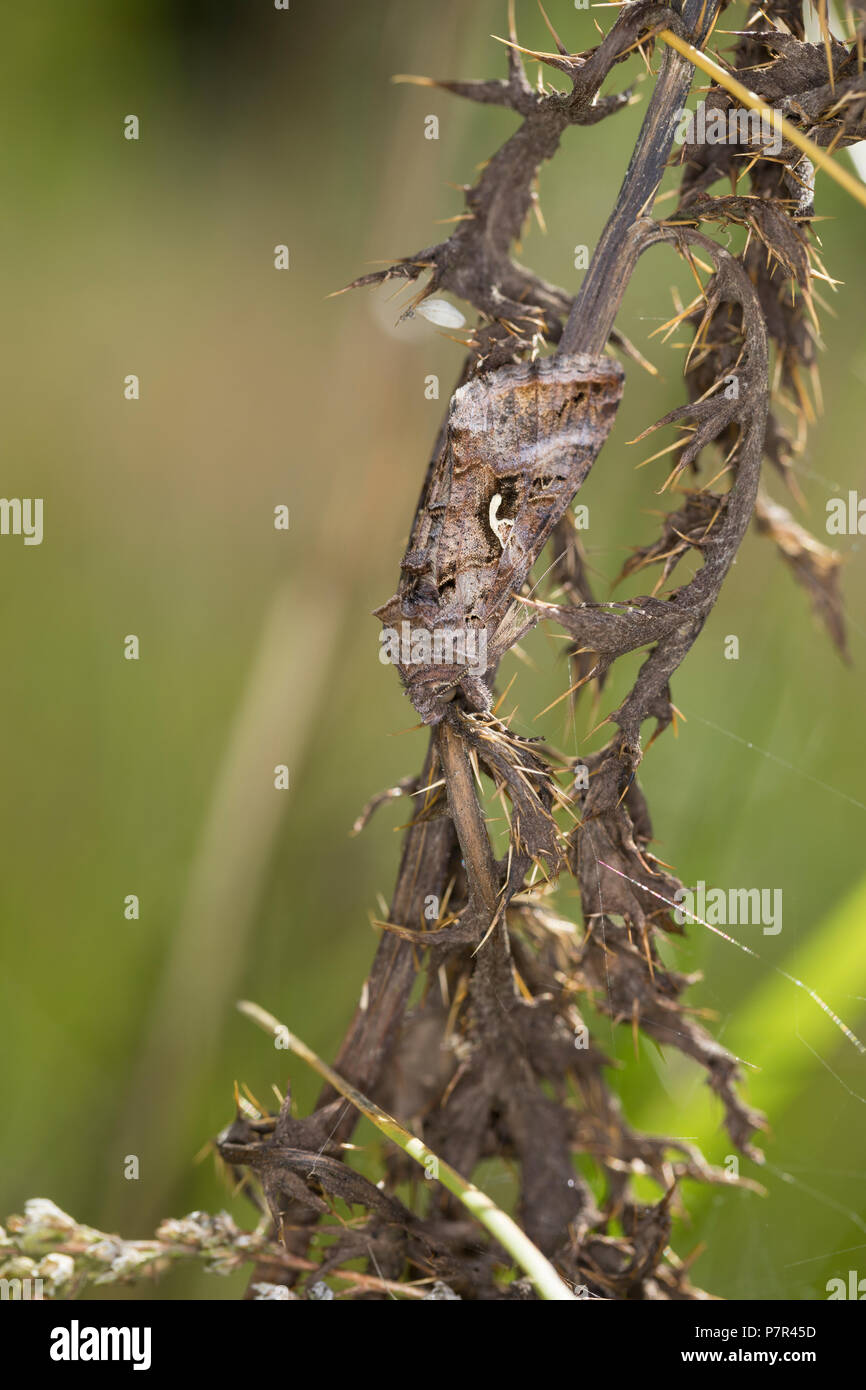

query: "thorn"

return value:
[537, 0, 570, 55]
[534, 667, 600, 720]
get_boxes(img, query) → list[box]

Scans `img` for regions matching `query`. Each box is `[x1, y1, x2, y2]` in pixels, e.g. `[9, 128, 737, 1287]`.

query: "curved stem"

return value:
[559, 0, 721, 358]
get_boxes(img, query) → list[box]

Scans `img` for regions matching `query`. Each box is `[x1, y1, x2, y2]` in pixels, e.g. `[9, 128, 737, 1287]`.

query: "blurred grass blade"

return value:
[112, 585, 345, 1226]
[638, 874, 866, 1148]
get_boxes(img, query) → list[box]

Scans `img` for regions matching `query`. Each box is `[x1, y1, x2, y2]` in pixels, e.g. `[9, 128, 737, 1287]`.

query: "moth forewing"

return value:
[376, 353, 625, 723]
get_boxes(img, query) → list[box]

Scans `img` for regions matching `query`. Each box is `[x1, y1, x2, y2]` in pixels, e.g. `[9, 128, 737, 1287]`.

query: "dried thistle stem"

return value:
[236, 1000, 577, 1301]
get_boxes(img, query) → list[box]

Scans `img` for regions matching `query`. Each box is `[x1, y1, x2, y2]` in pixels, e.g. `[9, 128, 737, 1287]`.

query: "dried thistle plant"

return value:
[15, 0, 862, 1304]
[219, 0, 864, 1302]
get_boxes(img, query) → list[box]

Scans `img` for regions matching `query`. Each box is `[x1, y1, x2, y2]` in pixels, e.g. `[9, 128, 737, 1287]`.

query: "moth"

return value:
[376, 353, 625, 723]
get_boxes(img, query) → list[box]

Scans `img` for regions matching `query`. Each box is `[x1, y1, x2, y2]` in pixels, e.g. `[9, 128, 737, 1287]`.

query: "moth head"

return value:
[406, 667, 492, 725]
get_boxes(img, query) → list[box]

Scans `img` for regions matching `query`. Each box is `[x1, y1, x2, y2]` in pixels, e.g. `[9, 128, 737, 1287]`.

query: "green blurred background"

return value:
[1, 0, 864, 1300]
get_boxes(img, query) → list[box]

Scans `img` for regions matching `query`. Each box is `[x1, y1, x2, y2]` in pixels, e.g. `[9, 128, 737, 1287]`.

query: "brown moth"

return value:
[376, 353, 625, 723]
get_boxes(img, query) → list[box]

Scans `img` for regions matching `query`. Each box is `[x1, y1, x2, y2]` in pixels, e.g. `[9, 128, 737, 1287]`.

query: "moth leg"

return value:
[459, 672, 493, 716]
